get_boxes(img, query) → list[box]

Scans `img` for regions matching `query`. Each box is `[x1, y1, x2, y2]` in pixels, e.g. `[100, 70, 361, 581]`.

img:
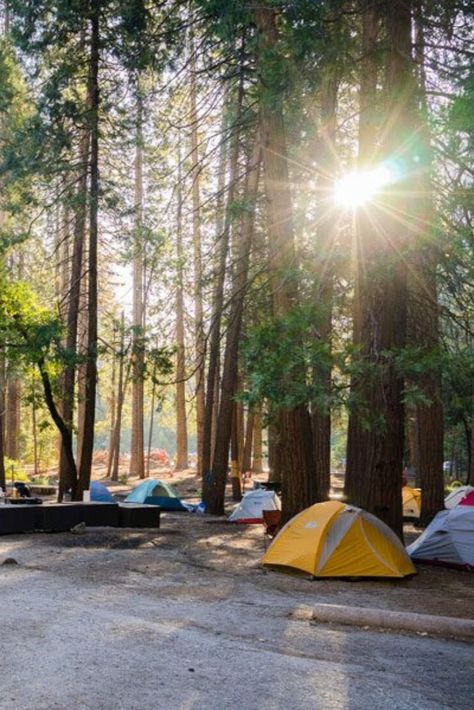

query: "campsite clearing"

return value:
[0, 474, 472, 710]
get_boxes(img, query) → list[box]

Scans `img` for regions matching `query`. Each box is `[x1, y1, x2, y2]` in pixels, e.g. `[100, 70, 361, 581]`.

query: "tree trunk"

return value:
[202, 75, 244, 486]
[75, 266, 88, 473]
[189, 28, 205, 476]
[202, 139, 260, 514]
[58, 128, 90, 499]
[202, 80, 243, 481]
[255, 6, 315, 523]
[268, 420, 282, 484]
[111, 314, 128, 482]
[0, 352, 6, 490]
[5, 373, 20, 460]
[311, 67, 339, 502]
[210, 366, 220, 467]
[31, 390, 39, 475]
[344, 0, 380, 510]
[38, 358, 78, 488]
[410, 0, 444, 526]
[77, 2, 100, 499]
[175, 141, 188, 470]
[129, 88, 145, 480]
[106, 324, 118, 478]
[469, 393, 474, 486]
[230, 402, 242, 501]
[242, 410, 254, 475]
[146, 375, 157, 478]
[346, 0, 415, 538]
[252, 406, 263, 473]
[406, 410, 419, 485]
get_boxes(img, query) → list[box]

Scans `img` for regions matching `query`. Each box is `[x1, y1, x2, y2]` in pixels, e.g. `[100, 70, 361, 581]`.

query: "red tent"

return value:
[459, 490, 474, 506]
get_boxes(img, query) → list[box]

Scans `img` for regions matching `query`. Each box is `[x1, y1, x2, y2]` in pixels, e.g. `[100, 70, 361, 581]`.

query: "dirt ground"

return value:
[0, 469, 473, 709]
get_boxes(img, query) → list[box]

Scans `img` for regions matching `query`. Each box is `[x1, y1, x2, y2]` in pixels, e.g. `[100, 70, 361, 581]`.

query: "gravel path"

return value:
[0, 513, 472, 710]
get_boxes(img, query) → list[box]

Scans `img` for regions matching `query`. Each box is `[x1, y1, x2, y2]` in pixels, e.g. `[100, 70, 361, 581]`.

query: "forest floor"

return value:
[0, 468, 472, 709]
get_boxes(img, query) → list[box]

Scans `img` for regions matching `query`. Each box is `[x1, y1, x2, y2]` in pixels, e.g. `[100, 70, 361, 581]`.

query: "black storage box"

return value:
[80, 502, 119, 527]
[8, 498, 43, 505]
[35, 503, 85, 532]
[0, 505, 38, 534]
[119, 504, 160, 529]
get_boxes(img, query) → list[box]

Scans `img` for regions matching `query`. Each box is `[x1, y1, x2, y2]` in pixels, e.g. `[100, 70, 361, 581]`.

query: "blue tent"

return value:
[124, 479, 187, 511]
[90, 481, 114, 502]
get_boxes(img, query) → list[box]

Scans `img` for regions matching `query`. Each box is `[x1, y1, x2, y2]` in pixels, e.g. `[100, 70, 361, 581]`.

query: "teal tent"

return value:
[124, 479, 187, 511]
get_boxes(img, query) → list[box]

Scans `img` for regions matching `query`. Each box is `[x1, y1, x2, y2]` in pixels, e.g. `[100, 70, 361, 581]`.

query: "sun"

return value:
[334, 165, 394, 208]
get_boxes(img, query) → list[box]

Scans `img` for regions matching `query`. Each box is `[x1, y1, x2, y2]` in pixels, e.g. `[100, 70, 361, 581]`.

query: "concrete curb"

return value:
[305, 603, 474, 640]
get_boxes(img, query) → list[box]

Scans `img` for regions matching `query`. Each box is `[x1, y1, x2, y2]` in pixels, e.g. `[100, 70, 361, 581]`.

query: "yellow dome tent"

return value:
[262, 500, 416, 578]
[402, 486, 421, 518]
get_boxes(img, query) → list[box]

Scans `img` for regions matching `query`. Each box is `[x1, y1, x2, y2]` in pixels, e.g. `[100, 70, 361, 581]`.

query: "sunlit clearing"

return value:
[334, 165, 394, 208]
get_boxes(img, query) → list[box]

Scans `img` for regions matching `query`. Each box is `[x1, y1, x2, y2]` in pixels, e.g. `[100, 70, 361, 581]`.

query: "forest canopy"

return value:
[0, 0, 473, 535]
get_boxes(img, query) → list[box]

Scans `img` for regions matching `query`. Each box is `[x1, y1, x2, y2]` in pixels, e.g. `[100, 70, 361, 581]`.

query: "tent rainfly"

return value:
[228, 489, 281, 523]
[402, 486, 421, 518]
[407, 506, 474, 569]
[445, 486, 474, 509]
[262, 501, 416, 578]
[124, 479, 187, 511]
[90, 481, 114, 502]
[460, 490, 474, 507]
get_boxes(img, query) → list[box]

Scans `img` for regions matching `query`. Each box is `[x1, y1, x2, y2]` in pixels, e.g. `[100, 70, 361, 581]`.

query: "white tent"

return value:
[407, 506, 474, 569]
[229, 489, 281, 523]
[445, 485, 474, 509]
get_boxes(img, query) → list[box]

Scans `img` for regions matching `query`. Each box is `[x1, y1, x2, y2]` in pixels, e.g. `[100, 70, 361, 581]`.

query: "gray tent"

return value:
[407, 506, 474, 569]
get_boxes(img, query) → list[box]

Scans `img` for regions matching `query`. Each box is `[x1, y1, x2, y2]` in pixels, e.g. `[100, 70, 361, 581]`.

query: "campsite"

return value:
[1, 469, 473, 709]
[0, 1, 473, 708]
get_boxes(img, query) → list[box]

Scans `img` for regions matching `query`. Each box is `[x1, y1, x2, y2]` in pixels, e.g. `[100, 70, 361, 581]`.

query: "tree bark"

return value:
[469, 393, 474, 486]
[346, 0, 415, 538]
[31, 387, 39, 475]
[230, 402, 242, 501]
[410, 0, 444, 526]
[111, 314, 128, 482]
[202, 81, 243, 480]
[5, 372, 20, 460]
[255, 6, 315, 523]
[75, 265, 88, 473]
[252, 406, 263, 473]
[129, 88, 145, 480]
[175, 140, 188, 470]
[189, 28, 205, 476]
[311, 67, 339, 502]
[202, 138, 260, 514]
[77, 1, 100, 499]
[58, 128, 89, 499]
[345, 0, 380, 510]
[267, 420, 282, 484]
[0, 352, 6, 489]
[406, 409, 419, 485]
[106, 323, 118, 478]
[242, 410, 254, 476]
[146, 372, 157, 478]
[38, 359, 78, 488]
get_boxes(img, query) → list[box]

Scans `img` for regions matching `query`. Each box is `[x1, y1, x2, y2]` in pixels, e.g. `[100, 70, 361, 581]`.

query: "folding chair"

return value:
[262, 509, 282, 549]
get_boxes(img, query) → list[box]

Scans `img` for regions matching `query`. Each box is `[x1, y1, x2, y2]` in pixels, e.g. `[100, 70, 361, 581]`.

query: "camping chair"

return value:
[262, 509, 282, 548]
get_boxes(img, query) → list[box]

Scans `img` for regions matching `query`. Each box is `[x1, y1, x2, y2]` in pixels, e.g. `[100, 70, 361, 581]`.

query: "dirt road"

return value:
[0, 510, 472, 710]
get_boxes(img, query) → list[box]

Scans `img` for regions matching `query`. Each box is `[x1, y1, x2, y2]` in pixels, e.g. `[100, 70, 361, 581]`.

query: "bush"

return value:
[3, 458, 29, 482]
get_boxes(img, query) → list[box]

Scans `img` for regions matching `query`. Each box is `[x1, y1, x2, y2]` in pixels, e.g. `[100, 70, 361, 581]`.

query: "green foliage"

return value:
[0, 279, 62, 365]
[3, 457, 28, 481]
[242, 303, 337, 411]
[0, 38, 37, 250]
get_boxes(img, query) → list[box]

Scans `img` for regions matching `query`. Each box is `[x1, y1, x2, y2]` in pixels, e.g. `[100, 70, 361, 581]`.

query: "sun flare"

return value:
[334, 165, 394, 208]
